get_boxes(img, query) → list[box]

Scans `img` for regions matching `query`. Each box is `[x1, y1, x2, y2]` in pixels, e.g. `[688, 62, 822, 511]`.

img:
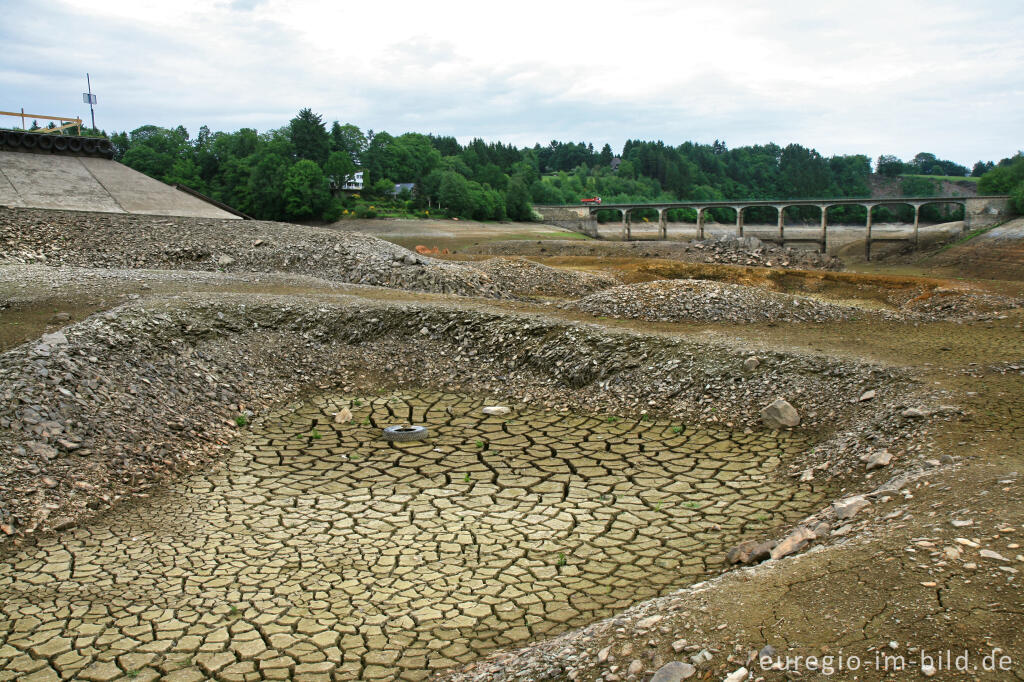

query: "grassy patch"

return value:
[900, 174, 979, 184]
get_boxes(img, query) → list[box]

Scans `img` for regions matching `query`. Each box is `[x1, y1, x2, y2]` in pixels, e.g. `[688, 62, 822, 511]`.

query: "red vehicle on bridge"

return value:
[580, 196, 602, 205]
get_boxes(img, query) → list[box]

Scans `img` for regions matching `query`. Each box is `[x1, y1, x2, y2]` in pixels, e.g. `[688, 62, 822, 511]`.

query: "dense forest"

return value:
[92, 109, 1023, 224]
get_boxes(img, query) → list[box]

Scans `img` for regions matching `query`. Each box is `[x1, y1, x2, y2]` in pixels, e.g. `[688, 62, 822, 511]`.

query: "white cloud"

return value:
[2, 0, 1021, 164]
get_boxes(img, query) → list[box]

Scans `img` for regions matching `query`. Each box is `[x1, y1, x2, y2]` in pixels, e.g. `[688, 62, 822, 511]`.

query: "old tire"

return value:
[53, 137, 69, 151]
[382, 425, 429, 442]
[82, 139, 99, 154]
[68, 138, 83, 152]
[38, 135, 55, 151]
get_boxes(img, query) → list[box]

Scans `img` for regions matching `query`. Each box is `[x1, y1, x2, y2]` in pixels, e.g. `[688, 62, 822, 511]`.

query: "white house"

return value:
[341, 171, 364, 191]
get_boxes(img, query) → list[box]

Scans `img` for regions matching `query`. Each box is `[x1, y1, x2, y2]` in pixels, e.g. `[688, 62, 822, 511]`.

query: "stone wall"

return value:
[533, 206, 599, 237]
[964, 196, 1013, 230]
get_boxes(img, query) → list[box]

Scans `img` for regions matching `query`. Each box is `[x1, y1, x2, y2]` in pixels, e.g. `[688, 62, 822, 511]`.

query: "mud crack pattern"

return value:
[0, 393, 827, 681]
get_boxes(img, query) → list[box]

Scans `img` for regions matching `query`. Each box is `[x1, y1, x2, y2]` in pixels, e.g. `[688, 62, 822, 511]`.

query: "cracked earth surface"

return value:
[0, 392, 825, 681]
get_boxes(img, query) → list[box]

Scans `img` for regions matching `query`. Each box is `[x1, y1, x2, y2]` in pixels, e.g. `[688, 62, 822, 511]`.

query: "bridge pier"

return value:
[735, 207, 744, 238]
[621, 210, 631, 241]
[696, 207, 704, 240]
[864, 204, 874, 261]
[819, 205, 828, 253]
[913, 204, 921, 247]
[658, 208, 667, 240]
[777, 206, 785, 246]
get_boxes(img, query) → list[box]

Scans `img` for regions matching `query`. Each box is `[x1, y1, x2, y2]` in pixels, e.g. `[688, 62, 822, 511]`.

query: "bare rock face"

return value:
[760, 399, 800, 429]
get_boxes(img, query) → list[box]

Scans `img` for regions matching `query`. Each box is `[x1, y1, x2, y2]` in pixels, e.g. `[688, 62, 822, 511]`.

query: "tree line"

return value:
[100, 109, 1022, 223]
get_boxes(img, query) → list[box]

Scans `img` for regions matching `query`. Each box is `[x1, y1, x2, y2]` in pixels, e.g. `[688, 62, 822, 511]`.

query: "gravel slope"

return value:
[0, 207, 615, 300]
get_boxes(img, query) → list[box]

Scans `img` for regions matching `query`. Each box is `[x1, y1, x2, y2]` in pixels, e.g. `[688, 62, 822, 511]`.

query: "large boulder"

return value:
[760, 398, 800, 429]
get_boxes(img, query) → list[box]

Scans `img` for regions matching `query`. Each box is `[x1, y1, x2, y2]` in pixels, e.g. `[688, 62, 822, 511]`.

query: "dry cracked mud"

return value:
[0, 393, 825, 681]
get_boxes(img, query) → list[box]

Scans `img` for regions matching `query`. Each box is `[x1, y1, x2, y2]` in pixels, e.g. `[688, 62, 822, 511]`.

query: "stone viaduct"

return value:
[535, 195, 1012, 260]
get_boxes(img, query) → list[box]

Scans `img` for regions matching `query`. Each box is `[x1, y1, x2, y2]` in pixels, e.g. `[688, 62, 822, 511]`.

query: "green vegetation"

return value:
[234, 414, 248, 427]
[877, 152, 969, 178]
[978, 153, 1024, 212]
[556, 552, 567, 567]
[310, 429, 321, 439]
[107, 110, 1021, 225]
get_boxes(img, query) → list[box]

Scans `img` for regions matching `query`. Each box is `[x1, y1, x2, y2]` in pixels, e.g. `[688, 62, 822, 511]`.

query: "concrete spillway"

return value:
[0, 151, 240, 219]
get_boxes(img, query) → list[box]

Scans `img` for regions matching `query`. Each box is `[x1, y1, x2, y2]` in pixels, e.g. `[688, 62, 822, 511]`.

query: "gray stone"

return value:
[833, 496, 871, 520]
[40, 331, 68, 346]
[979, 549, 1008, 562]
[482, 406, 511, 416]
[726, 539, 775, 565]
[650, 662, 696, 681]
[723, 667, 749, 682]
[742, 357, 760, 371]
[770, 526, 816, 560]
[901, 407, 928, 418]
[864, 450, 893, 471]
[760, 399, 800, 429]
[859, 390, 876, 402]
[636, 614, 662, 629]
[690, 649, 712, 665]
[216, 255, 234, 266]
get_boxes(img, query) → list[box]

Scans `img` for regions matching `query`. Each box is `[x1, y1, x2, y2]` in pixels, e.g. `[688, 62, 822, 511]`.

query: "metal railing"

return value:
[0, 109, 83, 135]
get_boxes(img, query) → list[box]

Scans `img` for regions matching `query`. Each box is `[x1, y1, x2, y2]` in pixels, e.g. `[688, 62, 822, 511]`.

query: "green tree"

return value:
[505, 176, 532, 221]
[876, 155, 904, 177]
[324, 151, 357, 192]
[330, 122, 367, 160]
[439, 171, 473, 216]
[249, 151, 289, 220]
[371, 177, 396, 198]
[163, 157, 205, 192]
[289, 109, 330, 166]
[283, 159, 330, 219]
[978, 154, 1024, 194]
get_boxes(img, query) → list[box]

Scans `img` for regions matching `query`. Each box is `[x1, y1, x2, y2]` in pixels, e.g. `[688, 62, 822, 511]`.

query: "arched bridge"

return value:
[535, 195, 1012, 260]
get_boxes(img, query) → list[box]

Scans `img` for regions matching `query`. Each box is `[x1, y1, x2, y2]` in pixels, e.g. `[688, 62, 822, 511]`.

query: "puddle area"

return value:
[0, 392, 830, 681]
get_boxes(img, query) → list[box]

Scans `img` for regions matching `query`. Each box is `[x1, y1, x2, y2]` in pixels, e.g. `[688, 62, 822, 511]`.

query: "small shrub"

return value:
[235, 414, 248, 427]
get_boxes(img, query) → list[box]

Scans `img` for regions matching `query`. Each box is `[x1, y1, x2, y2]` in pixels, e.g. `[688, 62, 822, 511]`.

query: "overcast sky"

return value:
[3, 0, 1021, 166]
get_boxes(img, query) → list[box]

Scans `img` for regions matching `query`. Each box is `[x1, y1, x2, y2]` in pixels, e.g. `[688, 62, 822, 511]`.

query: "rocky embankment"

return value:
[568, 279, 866, 324]
[471, 258, 620, 298]
[0, 294, 923, 546]
[463, 234, 843, 270]
[0, 208, 614, 300]
[567, 279, 1024, 324]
